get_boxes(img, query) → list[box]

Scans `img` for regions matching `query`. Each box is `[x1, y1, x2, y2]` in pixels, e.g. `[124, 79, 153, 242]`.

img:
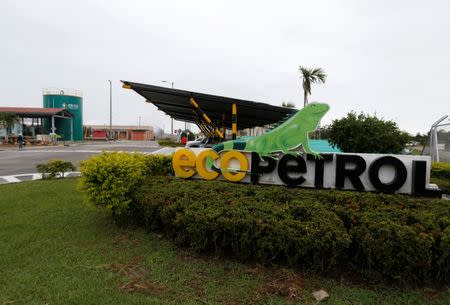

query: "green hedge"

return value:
[79, 152, 172, 216]
[432, 162, 450, 180]
[79, 153, 449, 284]
[36, 159, 75, 179]
[431, 162, 450, 193]
[135, 178, 450, 284]
[157, 138, 184, 147]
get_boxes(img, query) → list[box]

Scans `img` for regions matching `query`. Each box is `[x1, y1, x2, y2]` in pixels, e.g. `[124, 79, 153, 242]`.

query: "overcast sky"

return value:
[1, 0, 449, 134]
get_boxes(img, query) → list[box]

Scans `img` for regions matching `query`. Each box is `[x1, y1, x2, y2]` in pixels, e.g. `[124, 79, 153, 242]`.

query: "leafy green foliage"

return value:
[136, 178, 351, 271]
[180, 131, 196, 141]
[432, 162, 450, 180]
[79, 152, 172, 216]
[432, 177, 450, 194]
[132, 178, 450, 284]
[78, 153, 449, 283]
[3, 179, 448, 304]
[431, 162, 450, 193]
[0, 112, 16, 128]
[411, 132, 429, 146]
[327, 112, 410, 153]
[36, 159, 75, 179]
[157, 138, 184, 147]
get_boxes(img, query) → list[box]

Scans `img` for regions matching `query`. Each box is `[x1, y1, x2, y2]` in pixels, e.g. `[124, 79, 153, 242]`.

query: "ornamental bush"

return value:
[78, 153, 450, 283]
[432, 162, 450, 180]
[133, 177, 450, 284]
[136, 178, 351, 271]
[326, 112, 410, 153]
[36, 159, 75, 179]
[431, 162, 450, 194]
[157, 138, 184, 147]
[79, 152, 172, 216]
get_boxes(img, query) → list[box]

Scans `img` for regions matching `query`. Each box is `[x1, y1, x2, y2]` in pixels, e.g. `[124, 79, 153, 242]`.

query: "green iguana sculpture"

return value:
[206, 102, 330, 173]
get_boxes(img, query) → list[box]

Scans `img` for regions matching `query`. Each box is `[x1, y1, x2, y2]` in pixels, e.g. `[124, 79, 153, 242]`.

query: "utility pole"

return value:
[108, 80, 112, 140]
[161, 80, 174, 136]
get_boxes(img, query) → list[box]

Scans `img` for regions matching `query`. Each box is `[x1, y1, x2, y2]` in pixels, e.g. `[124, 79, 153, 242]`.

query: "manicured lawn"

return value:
[0, 179, 448, 305]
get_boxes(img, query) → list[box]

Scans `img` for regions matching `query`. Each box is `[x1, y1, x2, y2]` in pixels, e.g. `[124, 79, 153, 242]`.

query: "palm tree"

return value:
[299, 66, 327, 107]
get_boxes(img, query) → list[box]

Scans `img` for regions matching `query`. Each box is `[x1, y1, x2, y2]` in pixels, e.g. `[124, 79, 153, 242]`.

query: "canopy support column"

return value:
[189, 98, 224, 140]
[51, 115, 55, 134]
[222, 113, 226, 139]
[232, 103, 237, 140]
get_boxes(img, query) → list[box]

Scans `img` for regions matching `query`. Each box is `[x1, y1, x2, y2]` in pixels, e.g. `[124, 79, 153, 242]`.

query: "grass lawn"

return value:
[0, 179, 448, 305]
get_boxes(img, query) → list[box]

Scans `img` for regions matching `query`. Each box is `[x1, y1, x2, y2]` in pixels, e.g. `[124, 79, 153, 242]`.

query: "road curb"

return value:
[0, 172, 81, 185]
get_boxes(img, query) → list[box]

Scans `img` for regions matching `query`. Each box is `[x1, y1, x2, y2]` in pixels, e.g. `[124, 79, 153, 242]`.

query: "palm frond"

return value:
[310, 68, 327, 84]
[299, 66, 327, 106]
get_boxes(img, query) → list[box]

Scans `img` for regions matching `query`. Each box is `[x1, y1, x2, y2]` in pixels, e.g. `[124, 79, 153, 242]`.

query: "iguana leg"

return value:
[301, 135, 323, 159]
[282, 149, 302, 157]
[258, 153, 278, 160]
[280, 139, 303, 157]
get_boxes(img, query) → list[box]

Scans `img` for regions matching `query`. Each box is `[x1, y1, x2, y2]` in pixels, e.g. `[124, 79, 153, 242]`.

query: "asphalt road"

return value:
[0, 141, 161, 176]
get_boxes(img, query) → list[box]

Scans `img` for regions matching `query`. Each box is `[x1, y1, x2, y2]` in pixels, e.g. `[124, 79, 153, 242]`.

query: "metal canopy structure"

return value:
[0, 107, 73, 118]
[121, 81, 296, 132]
[0, 107, 74, 141]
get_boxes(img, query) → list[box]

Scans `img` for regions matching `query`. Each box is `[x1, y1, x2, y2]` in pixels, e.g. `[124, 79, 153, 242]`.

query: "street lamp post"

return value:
[161, 80, 174, 136]
[108, 80, 112, 140]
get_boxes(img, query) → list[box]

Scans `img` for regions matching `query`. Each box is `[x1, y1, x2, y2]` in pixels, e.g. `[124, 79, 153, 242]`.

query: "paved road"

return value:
[0, 141, 161, 176]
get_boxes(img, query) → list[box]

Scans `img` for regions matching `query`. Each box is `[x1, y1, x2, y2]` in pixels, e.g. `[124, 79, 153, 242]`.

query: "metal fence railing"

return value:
[422, 115, 450, 163]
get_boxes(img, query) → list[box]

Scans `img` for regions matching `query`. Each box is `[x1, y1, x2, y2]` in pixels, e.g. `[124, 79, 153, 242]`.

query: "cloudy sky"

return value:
[1, 0, 449, 134]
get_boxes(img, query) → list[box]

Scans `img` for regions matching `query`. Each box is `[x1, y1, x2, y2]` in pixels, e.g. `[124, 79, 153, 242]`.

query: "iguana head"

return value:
[292, 102, 329, 131]
[304, 102, 329, 117]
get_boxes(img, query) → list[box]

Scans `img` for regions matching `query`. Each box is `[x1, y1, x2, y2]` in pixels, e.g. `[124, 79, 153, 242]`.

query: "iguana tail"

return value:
[206, 140, 247, 173]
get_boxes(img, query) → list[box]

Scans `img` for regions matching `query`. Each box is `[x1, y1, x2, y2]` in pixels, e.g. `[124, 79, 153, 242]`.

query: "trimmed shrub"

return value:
[351, 214, 435, 282]
[144, 153, 174, 176]
[36, 159, 75, 179]
[137, 178, 350, 271]
[133, 177, 450, 283]
[158, 138, 184, 147]
[78, 154, 449, 283]
[431, 162, 450, 194]
[79, 152, 172, 216]
[432, 162, 450, 180]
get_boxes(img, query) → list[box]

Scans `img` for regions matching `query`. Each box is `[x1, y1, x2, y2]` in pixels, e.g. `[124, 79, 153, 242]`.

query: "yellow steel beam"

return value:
[190, 97, 223, 139]
[232, 103, 237, 140]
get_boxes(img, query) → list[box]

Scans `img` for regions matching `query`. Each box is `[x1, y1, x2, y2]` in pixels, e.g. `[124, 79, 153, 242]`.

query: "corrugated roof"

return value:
[0, 107, 72, 118]
[121, 81, 296, 129]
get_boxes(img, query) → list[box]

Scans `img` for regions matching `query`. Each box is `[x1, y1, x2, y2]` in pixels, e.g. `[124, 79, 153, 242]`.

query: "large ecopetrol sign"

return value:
[172, 149, 439, 196]
[172, 103, 440, 196]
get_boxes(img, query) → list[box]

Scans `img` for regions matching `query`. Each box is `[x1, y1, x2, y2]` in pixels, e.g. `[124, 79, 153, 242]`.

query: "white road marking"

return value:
[0, 172, 81, 184]
[2, 176, 21, 183]
[3, 149, 159, 154]
[7, 150, 103, 153]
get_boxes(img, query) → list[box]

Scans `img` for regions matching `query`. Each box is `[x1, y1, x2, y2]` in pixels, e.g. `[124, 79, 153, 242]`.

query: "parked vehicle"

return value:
[185, 137, 215, 148]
